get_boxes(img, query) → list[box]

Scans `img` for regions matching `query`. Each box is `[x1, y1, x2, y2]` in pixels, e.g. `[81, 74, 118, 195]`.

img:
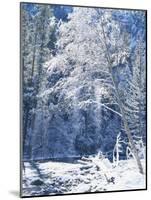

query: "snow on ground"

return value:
[22, 156, 146, 197]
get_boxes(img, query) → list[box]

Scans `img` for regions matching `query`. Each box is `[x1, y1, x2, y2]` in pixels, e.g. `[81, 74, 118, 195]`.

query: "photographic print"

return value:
[20, 2, 147, 197]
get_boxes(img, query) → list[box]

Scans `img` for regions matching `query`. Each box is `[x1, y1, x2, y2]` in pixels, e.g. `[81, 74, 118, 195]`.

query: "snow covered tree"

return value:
[45, 7, 145, 173]
[21, 3, 57, 159]
[96, 9, 145, 174]
[45, 8, 118, 157]
[21, 4, 37, 157]
[122, 37, 146, 159]
[29, 5, 57, 159]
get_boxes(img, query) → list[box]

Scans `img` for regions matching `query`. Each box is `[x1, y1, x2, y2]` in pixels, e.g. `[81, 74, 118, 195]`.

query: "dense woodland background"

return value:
[21, 3, 146, 168]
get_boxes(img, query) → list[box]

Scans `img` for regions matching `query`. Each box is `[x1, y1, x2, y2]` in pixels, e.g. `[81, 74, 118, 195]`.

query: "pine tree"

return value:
[98, 10, 145, 174]
[21, 3, 57, 159]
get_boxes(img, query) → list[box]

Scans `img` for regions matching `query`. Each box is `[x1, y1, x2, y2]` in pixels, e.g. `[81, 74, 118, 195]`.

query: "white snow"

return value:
[22, 156, 146, 197]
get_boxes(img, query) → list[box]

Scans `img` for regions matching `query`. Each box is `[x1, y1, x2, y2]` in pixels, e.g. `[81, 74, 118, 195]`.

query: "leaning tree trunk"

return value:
[100, 17, 144, 175]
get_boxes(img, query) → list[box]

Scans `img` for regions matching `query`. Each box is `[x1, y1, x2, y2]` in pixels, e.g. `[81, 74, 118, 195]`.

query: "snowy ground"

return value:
[22, 155, 146, 197]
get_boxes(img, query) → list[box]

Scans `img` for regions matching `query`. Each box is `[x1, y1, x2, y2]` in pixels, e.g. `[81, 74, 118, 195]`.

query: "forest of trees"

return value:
[21, 3, 146, 175]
